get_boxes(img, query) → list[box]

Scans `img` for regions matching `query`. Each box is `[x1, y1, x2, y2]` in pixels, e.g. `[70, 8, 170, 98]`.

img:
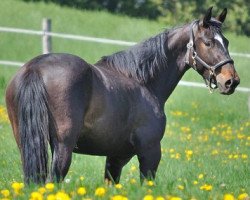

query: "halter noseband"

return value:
[185, 20, 234, 92]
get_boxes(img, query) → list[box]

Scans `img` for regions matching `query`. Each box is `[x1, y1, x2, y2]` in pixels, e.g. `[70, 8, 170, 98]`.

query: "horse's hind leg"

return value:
[49, 120, 83, 182]
[50, 142, 74, 182]
[105, 156, 132, 183]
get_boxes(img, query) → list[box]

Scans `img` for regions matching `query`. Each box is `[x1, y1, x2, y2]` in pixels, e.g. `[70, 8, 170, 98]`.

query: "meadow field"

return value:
[0, 0, 250, 199]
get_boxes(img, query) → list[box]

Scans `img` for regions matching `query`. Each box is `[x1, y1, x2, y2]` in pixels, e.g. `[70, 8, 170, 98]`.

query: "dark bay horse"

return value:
[6, 7, 240, 184]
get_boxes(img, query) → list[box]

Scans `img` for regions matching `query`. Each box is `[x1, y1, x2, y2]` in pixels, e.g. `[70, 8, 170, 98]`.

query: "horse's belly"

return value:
[73, 127, 135, 156]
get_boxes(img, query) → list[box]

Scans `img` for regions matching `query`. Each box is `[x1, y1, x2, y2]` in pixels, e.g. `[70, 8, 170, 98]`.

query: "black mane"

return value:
[96, 32, 168, 84]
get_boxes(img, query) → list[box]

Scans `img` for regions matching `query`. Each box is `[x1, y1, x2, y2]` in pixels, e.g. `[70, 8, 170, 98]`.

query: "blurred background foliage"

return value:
[20, 0, 250, 36]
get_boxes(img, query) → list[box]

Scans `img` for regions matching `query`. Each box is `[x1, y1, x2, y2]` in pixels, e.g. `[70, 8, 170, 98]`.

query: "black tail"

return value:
[17, 69, 51, 184]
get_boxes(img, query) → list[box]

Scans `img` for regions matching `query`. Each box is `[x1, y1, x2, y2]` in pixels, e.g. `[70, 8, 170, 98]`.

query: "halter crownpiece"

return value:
[185, 20, 234, 92]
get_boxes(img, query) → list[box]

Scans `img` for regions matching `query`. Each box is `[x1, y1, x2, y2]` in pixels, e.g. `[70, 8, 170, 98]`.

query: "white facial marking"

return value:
[215, 33, 225, 48]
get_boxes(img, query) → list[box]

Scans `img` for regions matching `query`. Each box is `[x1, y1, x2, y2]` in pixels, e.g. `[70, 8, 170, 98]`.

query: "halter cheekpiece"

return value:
[185, 20, 234, 92]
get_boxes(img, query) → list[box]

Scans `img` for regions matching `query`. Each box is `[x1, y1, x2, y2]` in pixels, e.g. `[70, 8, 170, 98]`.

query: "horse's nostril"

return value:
[225, 78, 240, 89]
[225, 79, 232, 88]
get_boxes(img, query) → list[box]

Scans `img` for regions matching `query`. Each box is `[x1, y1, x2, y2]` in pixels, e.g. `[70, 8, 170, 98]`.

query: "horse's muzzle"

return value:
[217, 76, 240, 95]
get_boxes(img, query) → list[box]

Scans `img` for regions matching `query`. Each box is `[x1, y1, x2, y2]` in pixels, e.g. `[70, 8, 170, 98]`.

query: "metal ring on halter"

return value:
[192, 52, 197, 59]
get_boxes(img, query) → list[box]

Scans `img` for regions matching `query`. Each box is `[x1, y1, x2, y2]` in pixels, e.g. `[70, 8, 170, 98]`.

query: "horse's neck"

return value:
[147, 24, 191, 105]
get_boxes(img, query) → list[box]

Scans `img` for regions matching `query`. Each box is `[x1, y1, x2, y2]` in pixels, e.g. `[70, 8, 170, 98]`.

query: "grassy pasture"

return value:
[0, 0, 250, 199]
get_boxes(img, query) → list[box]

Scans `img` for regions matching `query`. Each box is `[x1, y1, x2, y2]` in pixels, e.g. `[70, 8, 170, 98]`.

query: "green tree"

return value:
[19, 0, 250, 36]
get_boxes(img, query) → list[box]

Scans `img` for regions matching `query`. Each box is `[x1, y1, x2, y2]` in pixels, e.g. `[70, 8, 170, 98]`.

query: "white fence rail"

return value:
[0, 25, 250, 57]
[0, 19, 249, 93]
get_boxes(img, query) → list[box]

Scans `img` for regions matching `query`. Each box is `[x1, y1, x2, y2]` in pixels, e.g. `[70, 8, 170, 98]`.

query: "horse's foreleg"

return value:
[137, 143, 161, 183]
[104, 156, 132, 183]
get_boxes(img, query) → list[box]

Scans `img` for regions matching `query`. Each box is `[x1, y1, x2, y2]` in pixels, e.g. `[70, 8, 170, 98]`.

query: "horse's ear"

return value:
[217, 8, 227, 23]
[203, 6, 213, 28]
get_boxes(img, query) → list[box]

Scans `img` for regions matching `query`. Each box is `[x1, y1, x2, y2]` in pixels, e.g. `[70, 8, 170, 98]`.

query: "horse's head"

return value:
[186, 7, 240, 94]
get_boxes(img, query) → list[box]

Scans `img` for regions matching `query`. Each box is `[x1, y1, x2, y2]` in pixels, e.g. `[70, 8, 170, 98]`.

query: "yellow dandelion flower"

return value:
[55, 191, 70, 200]
[237, 133, 245, 139]
[143, 194, 154, 200]
[198, 174, 204, 179]
[147, 181, 154, 186]
[38, 187, 46, 194]
[238, 193, 249, 200]
[185, 150, 193, 155]
[111, 195, 128, 200]
[130, 165, 137, 172]
[181, 126, 191, 133]
[193, 180, 198, 185]
[175, 153, 181, 159]
[186, 134, 192, 140]
[115, 184, 123, 189]
[169, 148, 175, 153]
[1, 189, 10, 197]
[156, 196, 165, 200]
[185, 150, 193, 160]
[223, 194, 235, 200]
[130, 178, 136, 184]
[95, 187, 106, 197]
[46, 194, 56, 200]
[45, 183, 55, 191]
[200, 184, 212, 191]
[177, 185, 184, 190]
[11, 182, 24, 194]
[211, 149, 219, 155]
[30, 191, 43, 200]
[0, 106, 9, 123]
[170, 154, 175, 158]
[211, 126, 217, 132]
[77, 187, 86, 196]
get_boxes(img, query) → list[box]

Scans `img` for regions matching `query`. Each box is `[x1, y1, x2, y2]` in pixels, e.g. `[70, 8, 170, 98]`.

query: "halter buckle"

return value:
[187, 41, 193, 49]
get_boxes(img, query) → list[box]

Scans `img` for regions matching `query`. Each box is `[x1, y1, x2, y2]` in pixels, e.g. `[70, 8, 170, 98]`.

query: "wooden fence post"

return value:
[42, 18, 52, 54]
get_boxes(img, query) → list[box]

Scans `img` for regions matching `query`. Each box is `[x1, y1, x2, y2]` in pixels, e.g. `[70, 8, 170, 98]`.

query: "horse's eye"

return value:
[204, 41, 211, 47]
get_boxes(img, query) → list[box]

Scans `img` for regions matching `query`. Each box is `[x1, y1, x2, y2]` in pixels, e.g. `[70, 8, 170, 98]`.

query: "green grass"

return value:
[0, 0, 250, 199]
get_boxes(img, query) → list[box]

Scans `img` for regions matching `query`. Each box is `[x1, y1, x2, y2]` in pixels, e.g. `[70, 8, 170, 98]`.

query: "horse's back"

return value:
[7, 53, 92, 87]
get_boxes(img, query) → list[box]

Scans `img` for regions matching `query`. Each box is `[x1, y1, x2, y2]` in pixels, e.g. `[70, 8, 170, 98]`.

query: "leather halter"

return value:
[185, 20, 234, 92]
